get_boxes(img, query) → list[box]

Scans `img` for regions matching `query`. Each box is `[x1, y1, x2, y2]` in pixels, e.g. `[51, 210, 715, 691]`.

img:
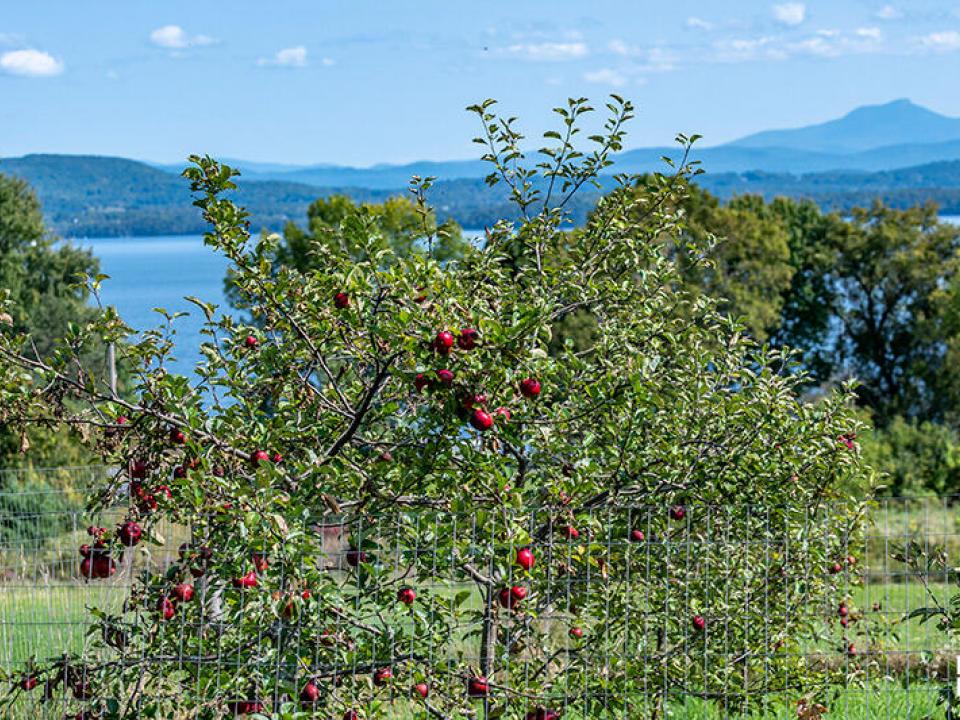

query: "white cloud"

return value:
[856, 27, 883, 41]
[321, 57, 335, 67]
[686, 17, 714, 31]
[501, 42, 588, 61]
[608, 39, 630, 56]
[583, 68, 628, 87]
[0, 49, 63, 77]
[149, 25, 215, 50]
[876, 5, 902, 20]
[919, 30, 960, 51]
[258, 46, 309, 67]
[773, 3, 806, 26]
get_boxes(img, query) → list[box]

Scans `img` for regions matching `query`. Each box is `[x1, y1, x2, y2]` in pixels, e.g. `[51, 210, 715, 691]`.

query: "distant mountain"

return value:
[728, 99, 960, 153]
[155, 99, 960, 189]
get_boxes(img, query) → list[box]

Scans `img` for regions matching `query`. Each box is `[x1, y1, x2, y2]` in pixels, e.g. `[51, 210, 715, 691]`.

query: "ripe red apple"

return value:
[252, 552, 269, 573]
[414, 373, 431, 392]
[117, 521, 142, 547]
[92, 555, 117, 579]
[470, 408, 494, 431]
[829, 562, 843, 574]
[462, 392, 487, 410]
[669, 505, 686, 521]
[227, 700, 265, 716]
[568, 626, 583, 640]
[373, 667, 393, 686]
[846, 643, 857, 656]
[494, 406, 511, 422]
[345, 549, 368, 567]
[397, 587, 416, 605]
[838, 604, 848, 617]
[20, 675, 38, 691]
[343, 711, 360, 720]
[271, 452, 283, 464]
[434, 330, 455, 354]
[510, 585, 528, 602]
[169, 428, 186, 445]
[413, 682, 429, 699]
[173, 583, 195, 603]
[301, 589, 312, 600]
[435, 369, 454, 386]
[250, 449, 270, 466]
[79, 557, 93, 578]
[457, 328, 479, 350]
[526, 709, 562, 720]
[840, 617, 849, 628]
[497, 587, 517, 609]
[299, 680, 320, 703]
[692, 615, 706, 631]
[560, 525, 579, 540]
[467, 676, 489, 697]
[131, 460, 149, 479]
[519, 377, 541, 398]
[516, 547, 535, 571]
[157, 596, 176, 621]
[846, 555, 857, 566]
[173, 465, 187, 479]
[333, 292, 350, 309]
[630, 529, 645, 542]
[233, 571, 258, 589]
[244, 335, 258, 349]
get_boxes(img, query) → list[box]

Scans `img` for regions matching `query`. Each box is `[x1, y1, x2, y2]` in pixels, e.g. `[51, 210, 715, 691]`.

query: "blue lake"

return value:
[80, 217, 960, 376]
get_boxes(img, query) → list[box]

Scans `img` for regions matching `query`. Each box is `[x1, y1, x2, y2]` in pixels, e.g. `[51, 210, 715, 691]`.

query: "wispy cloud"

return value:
[583, 68, 628, 87]
[149, 25, 216, 50]
[856, 27, 883, 41]
[0, 49, 63, 77]
[499, 42, 588, 61]
[772, 3, 806, 26]
[876, 5, 902, 20]
[919, 30, 960, 51]
[686, 17, 714, 31]
[258, 46, 309, 67]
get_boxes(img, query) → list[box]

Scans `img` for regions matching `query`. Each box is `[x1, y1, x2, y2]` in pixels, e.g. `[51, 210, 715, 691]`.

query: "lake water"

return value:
[79, 217, 960, 376]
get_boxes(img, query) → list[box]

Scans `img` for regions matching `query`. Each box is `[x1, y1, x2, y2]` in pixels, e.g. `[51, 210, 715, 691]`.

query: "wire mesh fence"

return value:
[0, 467, 958, 718]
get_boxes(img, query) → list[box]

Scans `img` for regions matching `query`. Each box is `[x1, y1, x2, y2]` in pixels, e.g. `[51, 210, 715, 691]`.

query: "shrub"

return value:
[0, 97, 872, 719]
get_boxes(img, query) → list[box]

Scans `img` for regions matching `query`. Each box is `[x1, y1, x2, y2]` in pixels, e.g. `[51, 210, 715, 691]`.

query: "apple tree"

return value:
[0, 97, 872, 719]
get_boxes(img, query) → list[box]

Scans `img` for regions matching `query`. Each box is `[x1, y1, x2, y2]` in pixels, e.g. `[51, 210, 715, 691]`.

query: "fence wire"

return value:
[0, 467, 958, 718]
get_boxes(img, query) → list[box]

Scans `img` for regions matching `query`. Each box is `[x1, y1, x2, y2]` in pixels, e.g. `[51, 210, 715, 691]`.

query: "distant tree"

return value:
[0, 173, 106, 468]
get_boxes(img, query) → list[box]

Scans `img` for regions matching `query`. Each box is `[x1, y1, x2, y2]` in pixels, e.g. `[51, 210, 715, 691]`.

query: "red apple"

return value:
[157, 596, 176, 621]
[526, 709, 562, 720]
[413, 682, 429, 699]
[299, 680, 320, 703]
[250, 449, 270, 466]
[560, 525, 579, 540]
[434, 330, 455, 354]
[345, 549, 368, 567]
[397, 587, 416, 605]
[457, 328, 479, 350]
[568, 626, 584, 640]
[117, 521, 142, 547]
[630, 529, 645, 542]
[840, 617, 849, 628]
[233, 571, 258, 589]
[173, 465, 187, 479]
[467, 676, 489, 697]
[692, 615, 706, 631]
[838, 604, 848, 617]
[462, 392, 487, 410]
[414, 373, 431, 392]
[519, 377, 541, 398]
[333, 292, 350, 309]
[516, 547, 535, 571]
[92, 555, 117, 579]
[829, 562, 843, 574]
[301, 589, 312, 600]
[343, 712, 360, 720]
[373, 667, 393, 686]
[131, 460, 149, 479]
[243, 335, 258, 349]
[20, 675, 38, 691]
[271, 452, 283, 464]
[669, 505, 686, 521]
[435, 369, 454, 386]
[173, 583, 195, 603]
[847, 643, 857, 656]
[470, 408, 494, 431]
[846, 555, 857, 566]
[494, 407, 511, 422]
[252, 552, 269, 573]
[169, 428, 186, 445]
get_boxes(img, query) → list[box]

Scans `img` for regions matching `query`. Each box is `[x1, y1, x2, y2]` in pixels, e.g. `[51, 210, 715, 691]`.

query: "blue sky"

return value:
[2, 1, 960, 166]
